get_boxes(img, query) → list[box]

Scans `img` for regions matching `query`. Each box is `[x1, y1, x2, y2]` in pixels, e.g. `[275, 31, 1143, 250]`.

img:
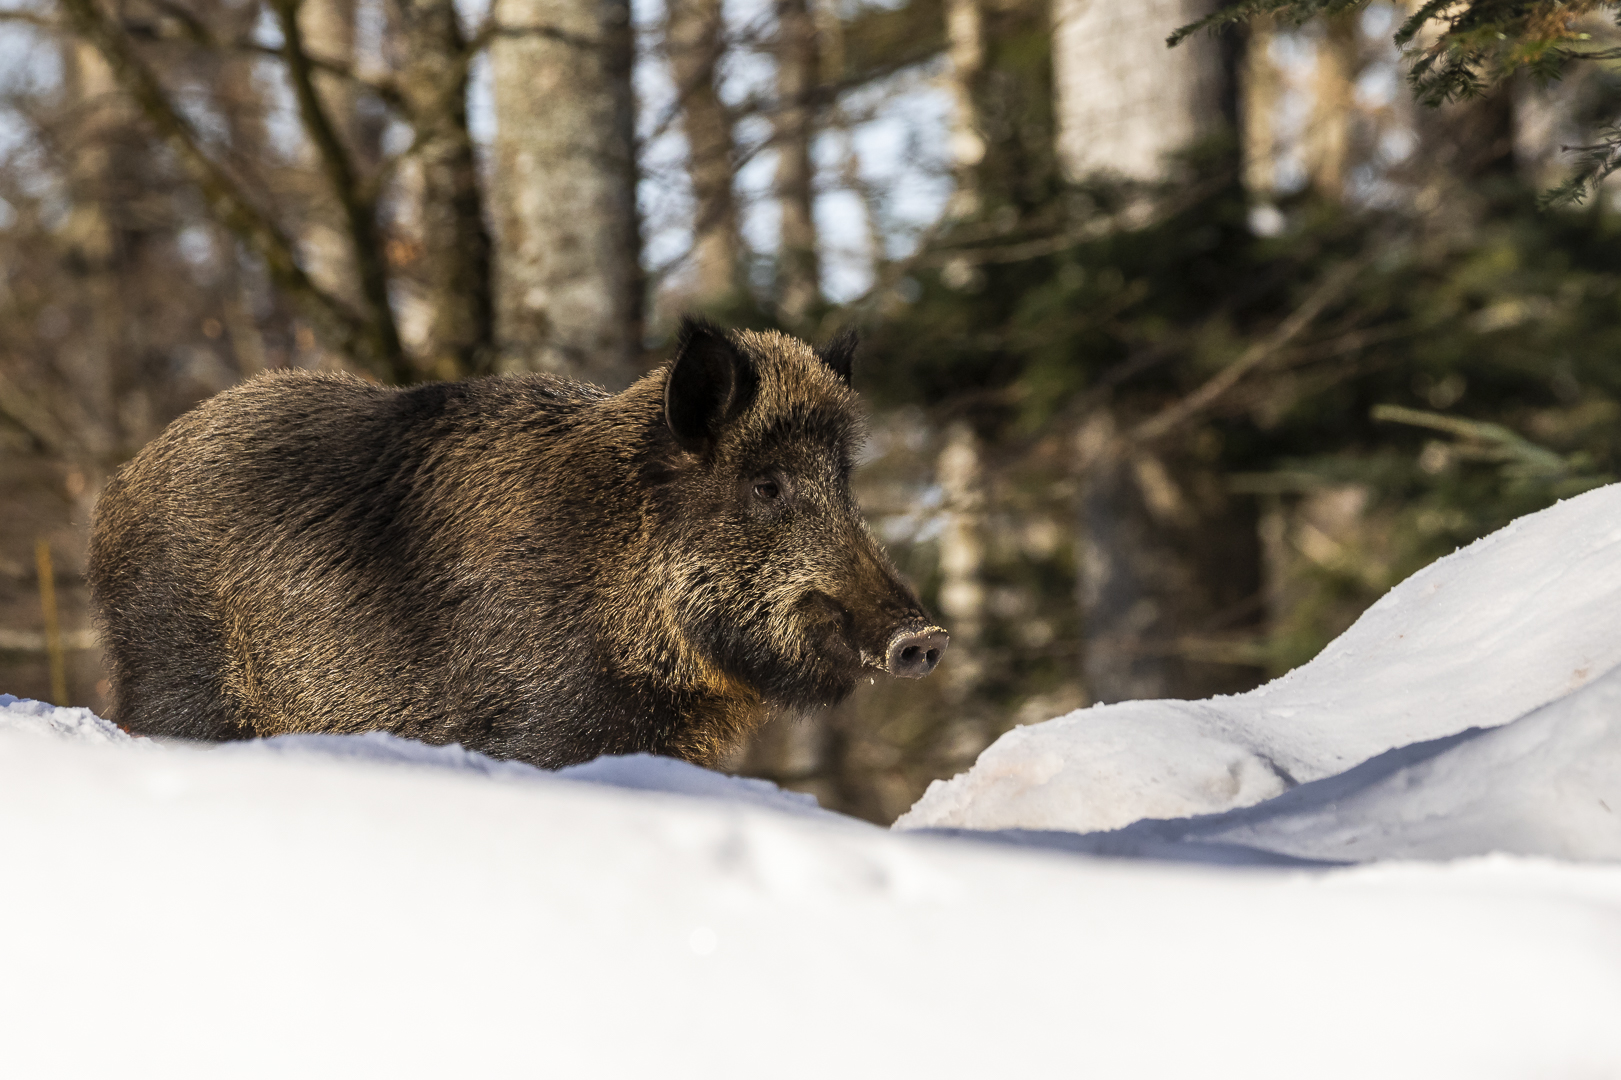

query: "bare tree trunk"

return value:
[60, 42, 121, 481]
[667, 0, 740, 303]
[944, 0, 985, 216]
[295, 0, 361, 336]
[1051, 0, 1224, 181]
[396, 0, 495, 377]
[271, 0, 407, 377]
[299, 0, 359, 133]
[1305, 14, 1355, 199]
[936, 421, 985, 701]
[774, 0, 820, 325]
[1240, 15, 1280, 199]
[1075, 412, 1262, 703]
[490, 0, 642, 387]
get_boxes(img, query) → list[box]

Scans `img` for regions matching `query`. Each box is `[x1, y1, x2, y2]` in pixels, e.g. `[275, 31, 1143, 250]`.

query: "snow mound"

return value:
[0, 701, 829, 820]
[227, 730, 833, 818]
[3, 721, 1621, 1077]
[1081, 662, 1621, 863]
[900, 484, 1621, 833]
[0, 692, 130, 744]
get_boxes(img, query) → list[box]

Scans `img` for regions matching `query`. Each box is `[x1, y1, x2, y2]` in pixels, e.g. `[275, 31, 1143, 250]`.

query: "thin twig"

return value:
[1132, 258, 1366, 444]
[54, 0, 374, 367]
[266, 0, 406, 379]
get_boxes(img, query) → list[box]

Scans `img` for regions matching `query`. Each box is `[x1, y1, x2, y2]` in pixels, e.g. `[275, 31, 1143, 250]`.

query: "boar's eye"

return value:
[753, 480, 781, 501]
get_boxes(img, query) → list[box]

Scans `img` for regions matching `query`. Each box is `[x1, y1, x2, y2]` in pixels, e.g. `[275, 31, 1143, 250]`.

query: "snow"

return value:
[3, 713, 1621, 1076]
[1080, 663, 1621, 863]
[935, 662, 1621, 866]
[220, 729, 836, 818]
[899, 483, 1621, 833]
[0, 692, 130, 743]
[8, 485, 1621, 1074]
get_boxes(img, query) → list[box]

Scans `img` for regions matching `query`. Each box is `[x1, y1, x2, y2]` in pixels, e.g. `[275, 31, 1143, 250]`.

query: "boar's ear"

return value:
[815, 328, 857, 386]
[665, 317, 758, 454]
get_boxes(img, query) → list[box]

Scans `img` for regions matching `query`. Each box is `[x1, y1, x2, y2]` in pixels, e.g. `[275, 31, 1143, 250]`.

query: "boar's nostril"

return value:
[885, 627, 949, 679]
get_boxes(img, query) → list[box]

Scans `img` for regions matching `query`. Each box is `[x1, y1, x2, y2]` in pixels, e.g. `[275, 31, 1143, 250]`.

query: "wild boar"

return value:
[88, 319, 947, 767]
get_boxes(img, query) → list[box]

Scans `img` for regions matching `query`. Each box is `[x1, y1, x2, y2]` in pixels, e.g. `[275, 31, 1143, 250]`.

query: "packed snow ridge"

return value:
[6, 485, 1621, 1075]
[900, 482, 1621, 850]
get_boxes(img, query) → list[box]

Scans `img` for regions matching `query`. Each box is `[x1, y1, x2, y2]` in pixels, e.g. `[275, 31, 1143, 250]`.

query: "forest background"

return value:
[3, 0, 1619, 823]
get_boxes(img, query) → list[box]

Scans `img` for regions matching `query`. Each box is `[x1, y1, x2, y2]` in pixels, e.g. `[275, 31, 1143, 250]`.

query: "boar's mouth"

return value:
[794, 590, 862, 672]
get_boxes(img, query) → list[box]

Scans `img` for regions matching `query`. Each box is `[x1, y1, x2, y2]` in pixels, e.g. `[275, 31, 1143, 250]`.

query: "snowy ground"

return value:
[6, 487, 1621, 1076]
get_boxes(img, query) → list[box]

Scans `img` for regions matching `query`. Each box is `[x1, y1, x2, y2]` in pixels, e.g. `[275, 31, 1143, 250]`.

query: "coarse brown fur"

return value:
[88, 321, 943, 768]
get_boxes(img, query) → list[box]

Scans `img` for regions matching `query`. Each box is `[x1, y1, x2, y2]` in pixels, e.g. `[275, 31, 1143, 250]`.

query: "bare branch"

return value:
[236, 41, 410, 113]
[0, 366, 74, 458]
[1132, 258, 1366, 444]
[116, 5, 412, 125]
[53, 0, 378, 368]
[0, 10, 59, 30]
[266, 0, 406, 380]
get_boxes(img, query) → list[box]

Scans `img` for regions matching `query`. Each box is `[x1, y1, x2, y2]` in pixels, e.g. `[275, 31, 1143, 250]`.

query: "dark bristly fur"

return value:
[88, 321, 944, 767]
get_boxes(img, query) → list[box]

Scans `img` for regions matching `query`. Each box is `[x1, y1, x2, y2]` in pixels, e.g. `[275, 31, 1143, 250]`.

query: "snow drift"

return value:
[899, 484, 1621, 834]
[3, 706, 1621, 1078]
[952, 661, 1621, 865]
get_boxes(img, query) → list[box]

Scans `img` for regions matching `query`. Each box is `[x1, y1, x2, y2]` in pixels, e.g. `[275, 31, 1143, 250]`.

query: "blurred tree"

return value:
[395, 0, 495, 379]
[666, 0, 741, 304]
[491, 0, 642, 386]
[1053, 0, 1228, 181]
[773, 0, 822, 325]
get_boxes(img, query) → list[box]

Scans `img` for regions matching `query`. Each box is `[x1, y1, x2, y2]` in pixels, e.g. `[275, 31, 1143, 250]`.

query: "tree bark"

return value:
[1051, 0, 1225, 181]
[490, 0, 642, 387]
[667, 0, 739, 303]
[936, 421, 985, 701]
[774, 0, 820, 325]
[396, 0, 495, 377]
[292, 0, 362, 359]
[271, 0, 404, 372]
[1305, 14, 1355, 200]
[944, 0, 985, 215]
[1240, 14, 1280, 198]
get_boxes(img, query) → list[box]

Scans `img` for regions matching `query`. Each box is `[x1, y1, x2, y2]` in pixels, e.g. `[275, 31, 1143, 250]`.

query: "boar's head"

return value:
[652, 318, 947, 710]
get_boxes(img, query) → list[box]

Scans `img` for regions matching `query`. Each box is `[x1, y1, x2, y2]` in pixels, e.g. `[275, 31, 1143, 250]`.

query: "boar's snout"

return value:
[885, 626, 948, 678]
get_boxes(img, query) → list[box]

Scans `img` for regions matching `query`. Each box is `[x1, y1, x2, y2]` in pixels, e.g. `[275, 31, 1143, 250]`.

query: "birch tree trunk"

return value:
[936, 421, 986, 702]
[944, 0, 985, 216]
[1305, 14, 1355, 200]
[774, 0, 820, 325]
[1240, 15, 1280, 198]
[1051, 0, 1225, 181]
[667, 0, 740, 303]
[490, 0, 641, 387]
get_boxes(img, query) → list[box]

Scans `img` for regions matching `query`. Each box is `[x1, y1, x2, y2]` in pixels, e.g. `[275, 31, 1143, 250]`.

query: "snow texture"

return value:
[934, 662, 1621, 866]
[3, 714, 1621, 1077]
[899, 483, 1621, 833]
[0, 692, 129, 743]
[0, 703, 833, 821]
[220, 729, 836, 818]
